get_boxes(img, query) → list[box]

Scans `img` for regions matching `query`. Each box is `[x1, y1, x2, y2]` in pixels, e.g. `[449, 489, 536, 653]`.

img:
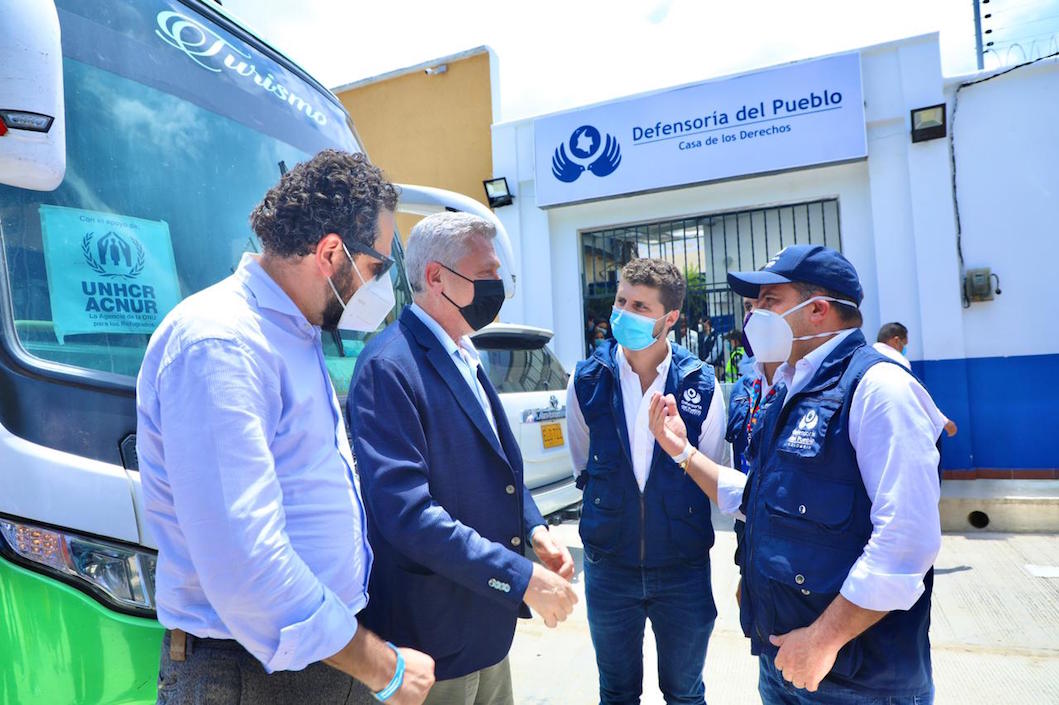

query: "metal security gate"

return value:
[580, 199, 841, 365]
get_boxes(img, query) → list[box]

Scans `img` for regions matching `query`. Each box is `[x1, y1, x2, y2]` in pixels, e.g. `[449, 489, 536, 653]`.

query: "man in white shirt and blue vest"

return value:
[567, 258, 730, 705]
[647, 245, 944, 704]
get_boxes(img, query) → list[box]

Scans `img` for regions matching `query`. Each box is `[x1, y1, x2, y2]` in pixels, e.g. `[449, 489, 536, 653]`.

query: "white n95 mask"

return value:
[328, 244, 396, 332]
[744, 296, 857, 363]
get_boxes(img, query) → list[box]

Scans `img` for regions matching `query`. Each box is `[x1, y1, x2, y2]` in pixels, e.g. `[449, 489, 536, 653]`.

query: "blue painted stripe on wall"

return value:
[912, 354, 1059, 470]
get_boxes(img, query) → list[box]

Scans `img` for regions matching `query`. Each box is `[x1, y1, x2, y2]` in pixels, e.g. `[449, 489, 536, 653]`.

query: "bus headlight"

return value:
[0, 517, 156, 615]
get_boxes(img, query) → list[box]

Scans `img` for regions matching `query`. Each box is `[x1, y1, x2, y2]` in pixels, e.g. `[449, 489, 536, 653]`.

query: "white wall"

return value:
[492, 35, 1057, 372]
[949, 60, 1059, 359]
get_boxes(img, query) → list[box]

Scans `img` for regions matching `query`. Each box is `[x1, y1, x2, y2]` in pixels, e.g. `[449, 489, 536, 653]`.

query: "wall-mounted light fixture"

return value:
[910, 103, 947, 143]
[424, 64, 448, 76]
[483, 177, 513, 208]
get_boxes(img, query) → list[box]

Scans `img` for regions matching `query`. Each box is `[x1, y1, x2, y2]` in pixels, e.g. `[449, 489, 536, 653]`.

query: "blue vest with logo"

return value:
[739, 330, 933, 695]
[574, 340, 715, 568]
[726, 373, 757, 473]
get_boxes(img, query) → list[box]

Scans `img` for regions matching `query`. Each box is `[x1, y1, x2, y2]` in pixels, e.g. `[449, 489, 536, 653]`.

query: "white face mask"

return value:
[743, 296, 857, 363]
[327, 244, 396, 332]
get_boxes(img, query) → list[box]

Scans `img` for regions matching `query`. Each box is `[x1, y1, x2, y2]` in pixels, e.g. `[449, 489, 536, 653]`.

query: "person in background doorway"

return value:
[874, 322, 957, 438]
[736, 298, 757, 378]
[724, 331, 746, 383]
[593, 328, 608, 350]
[698, 315, 724, 379]
[586, 313, 598, 357]
[599, 319, 613, 341]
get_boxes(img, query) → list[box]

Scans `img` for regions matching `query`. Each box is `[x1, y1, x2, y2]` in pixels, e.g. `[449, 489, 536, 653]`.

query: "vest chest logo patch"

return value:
[786, 409, 820, 450]
[680, 387, 704, 416]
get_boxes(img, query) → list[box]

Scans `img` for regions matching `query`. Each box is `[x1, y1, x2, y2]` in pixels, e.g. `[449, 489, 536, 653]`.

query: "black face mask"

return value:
[440, 264, 506, 331]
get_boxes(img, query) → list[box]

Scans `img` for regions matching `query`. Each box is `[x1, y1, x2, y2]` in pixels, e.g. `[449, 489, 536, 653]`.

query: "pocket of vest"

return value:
[757, 538, 864, 679]
[663, 485, 712, 557]
[579, 478, 624, 553]
[764, 474, 856, 536]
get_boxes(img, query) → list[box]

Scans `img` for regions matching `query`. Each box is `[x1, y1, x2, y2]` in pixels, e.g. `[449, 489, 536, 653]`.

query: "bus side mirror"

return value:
[0, 0, 66, 191]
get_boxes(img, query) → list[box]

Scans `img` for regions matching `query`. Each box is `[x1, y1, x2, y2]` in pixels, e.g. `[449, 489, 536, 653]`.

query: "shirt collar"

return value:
[236, 253, 313, 329]
[409, 302, 479, 363]
[616, 341, 672, 383]
[776, 328, 857, 388]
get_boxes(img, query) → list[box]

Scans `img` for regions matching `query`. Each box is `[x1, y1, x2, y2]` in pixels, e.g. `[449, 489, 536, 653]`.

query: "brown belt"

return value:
[169, 628, 190, 662]
[167, 629, 244, 662]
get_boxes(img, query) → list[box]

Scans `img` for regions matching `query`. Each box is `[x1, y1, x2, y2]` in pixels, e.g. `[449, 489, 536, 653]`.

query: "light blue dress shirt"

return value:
[136, 253, 372, 673]
[409, 303, 498, 438]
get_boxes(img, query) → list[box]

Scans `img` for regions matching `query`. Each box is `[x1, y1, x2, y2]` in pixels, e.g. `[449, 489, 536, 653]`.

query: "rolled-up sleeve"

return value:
[716, 466, 748, 518]
[158, 339, 357, 672]
[842, 363, 943, 612]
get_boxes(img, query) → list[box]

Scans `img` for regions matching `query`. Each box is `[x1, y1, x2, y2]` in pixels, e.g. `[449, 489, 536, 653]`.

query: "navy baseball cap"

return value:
[727, 245, 864, 305]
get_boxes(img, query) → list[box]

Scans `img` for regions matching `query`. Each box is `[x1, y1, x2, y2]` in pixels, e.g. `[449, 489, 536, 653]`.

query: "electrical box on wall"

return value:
[965, 267, 999, 302]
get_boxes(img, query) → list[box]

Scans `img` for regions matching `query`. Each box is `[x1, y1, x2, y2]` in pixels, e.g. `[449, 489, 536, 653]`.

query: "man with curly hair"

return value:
[137, 150, 435, 705]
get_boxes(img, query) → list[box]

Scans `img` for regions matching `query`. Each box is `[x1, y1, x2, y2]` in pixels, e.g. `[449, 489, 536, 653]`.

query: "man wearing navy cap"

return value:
[648, 245, 945, 704]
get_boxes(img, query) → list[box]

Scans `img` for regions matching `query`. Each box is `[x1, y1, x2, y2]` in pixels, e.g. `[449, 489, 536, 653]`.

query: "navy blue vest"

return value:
[739, 330, 934, 695]
[574, 340, 715, 568]
[725, 373, 756, 473]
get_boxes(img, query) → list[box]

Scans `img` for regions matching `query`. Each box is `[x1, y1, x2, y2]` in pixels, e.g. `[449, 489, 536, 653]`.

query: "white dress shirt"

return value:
[409, 303, 498, 438]
[716, 329, 946, 612]
[137, 254, 371, 673]
[872, 342, 950, 429]
[872, 341, 911, 369]
[567, 342, 731, 491]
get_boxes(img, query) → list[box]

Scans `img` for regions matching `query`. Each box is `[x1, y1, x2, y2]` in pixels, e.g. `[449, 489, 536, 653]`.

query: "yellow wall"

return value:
[335, 52, 494, 240]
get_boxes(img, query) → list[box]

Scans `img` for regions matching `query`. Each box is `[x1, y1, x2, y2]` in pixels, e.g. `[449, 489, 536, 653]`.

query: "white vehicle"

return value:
[471, 323, 582, 519]
[0, 1, 519, 702]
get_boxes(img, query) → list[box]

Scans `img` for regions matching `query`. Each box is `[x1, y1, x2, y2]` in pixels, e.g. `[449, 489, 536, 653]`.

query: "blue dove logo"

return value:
[551, 124, 622, 183]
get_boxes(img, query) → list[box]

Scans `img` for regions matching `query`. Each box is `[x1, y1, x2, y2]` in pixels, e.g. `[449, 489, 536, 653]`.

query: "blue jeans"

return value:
[758, 655, 934, 705]
[584, 555, 717, 705]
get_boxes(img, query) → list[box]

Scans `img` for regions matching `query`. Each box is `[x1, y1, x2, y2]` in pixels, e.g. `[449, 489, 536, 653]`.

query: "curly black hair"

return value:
[620, 258, 686, 312]
[249, 149, 399, 258]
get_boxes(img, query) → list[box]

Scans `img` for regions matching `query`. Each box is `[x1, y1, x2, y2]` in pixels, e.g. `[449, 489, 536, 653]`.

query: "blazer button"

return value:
[798, 504, 807, 515]
[801, 589, 811, 596]
[594, 497, 601, 505]
[511, 537, 522, 547]
[506, 485, 515, 495]
[795, 574, 806, 585]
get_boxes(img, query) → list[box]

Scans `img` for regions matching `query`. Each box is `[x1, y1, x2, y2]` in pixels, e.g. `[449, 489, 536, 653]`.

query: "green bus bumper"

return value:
[0, 557, 163, 704]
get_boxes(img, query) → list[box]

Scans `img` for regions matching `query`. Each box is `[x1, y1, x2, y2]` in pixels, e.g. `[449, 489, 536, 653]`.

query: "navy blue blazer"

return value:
[347, 306, 547, 680]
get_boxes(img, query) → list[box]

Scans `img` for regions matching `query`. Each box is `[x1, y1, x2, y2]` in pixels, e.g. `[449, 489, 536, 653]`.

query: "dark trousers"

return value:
[584, 556, 717, 705]
[757, 656, 935, 705]
[156, 630, 375, 705]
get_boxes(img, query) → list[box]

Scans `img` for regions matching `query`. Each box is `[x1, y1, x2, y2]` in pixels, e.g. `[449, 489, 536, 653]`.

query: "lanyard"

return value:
[745, 377, 778, 450]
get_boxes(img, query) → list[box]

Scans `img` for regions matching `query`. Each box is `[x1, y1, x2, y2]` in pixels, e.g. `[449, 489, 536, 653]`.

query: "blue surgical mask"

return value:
[610, 306, 665, 351]
[901, 345, 908, 356]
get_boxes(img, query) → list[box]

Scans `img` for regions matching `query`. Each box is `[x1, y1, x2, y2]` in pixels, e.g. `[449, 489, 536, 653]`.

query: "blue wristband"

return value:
[373, 642, 405, 702]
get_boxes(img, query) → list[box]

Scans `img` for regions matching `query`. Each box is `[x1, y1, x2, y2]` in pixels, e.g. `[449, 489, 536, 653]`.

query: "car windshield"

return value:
[0, 0, 409, 394]
[474, 334, 569, 394]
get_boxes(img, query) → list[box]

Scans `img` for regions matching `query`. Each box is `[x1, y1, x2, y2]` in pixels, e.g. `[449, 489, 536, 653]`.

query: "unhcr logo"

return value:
[82, 232, 145, 280]
[551, 125, 622, 183]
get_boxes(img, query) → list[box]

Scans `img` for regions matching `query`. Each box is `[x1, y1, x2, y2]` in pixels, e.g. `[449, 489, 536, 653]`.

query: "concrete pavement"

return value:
[509, 513, 1059, 704]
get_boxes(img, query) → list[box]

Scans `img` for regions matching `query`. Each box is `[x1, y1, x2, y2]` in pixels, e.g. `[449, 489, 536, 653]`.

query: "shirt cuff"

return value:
[264, 585, 359, 673]
[839, 558, 928, 612]
[716, 466, 748, 519]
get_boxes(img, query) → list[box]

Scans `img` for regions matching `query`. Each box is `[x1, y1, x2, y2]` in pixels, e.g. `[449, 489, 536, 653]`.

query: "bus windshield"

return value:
[0, 0, 408, 394]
